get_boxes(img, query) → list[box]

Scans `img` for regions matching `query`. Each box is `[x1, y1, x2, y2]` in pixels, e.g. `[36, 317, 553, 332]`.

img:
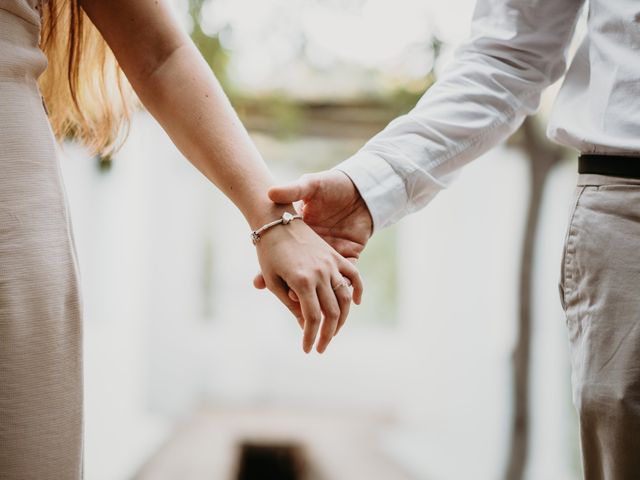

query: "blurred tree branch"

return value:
[504, 116, 568, 480]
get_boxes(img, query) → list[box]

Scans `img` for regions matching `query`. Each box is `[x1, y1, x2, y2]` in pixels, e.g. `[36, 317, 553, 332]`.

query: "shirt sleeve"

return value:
[334, 0, 585, 232]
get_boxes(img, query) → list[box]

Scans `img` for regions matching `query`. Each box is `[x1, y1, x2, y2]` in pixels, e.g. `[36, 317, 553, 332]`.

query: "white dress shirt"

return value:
[336, 0, 640, 232]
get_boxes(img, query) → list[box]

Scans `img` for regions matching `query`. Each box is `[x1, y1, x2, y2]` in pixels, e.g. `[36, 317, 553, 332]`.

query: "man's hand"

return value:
[253, 170, 373, 300]
[274, 170, 373, 258]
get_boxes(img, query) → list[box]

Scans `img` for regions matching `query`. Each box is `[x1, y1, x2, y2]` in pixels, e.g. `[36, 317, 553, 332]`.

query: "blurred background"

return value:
[58, 0, 587, 478]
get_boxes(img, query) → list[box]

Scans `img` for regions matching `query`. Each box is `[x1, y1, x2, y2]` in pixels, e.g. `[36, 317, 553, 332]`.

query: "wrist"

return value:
[251, 211, 303, 245]
[246, 202, 298, 232]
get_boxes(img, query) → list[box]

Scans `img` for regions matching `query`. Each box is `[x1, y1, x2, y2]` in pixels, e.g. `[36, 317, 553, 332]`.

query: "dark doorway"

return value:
[235, 442, 307, 480]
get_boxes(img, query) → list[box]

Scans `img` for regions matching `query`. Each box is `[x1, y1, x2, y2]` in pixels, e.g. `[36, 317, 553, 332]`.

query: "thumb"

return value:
[268, 176, 316, 205]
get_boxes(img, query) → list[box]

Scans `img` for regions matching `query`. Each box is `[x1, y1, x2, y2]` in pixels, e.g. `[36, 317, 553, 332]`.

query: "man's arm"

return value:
[255, 0, 585, 297]
[255, 0, 585, 274]
[336, 0, 585, 232]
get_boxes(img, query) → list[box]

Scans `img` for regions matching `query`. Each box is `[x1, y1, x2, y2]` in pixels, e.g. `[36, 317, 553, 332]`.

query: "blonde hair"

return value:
[39, 0, 136, 157]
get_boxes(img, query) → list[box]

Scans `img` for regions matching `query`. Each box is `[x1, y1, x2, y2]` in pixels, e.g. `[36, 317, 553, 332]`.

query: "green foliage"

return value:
[387, 78, 434, 116]
[188, 0, 231, 90]
[185, 1, 440, 138]
[238, 94, 304, 140]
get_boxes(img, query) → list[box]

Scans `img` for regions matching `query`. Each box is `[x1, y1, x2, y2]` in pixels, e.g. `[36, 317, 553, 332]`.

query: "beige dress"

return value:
[0, 0, 84, 478]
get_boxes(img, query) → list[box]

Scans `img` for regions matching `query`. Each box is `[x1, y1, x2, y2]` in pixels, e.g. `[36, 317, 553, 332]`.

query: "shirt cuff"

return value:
[333, 151, 408, 233]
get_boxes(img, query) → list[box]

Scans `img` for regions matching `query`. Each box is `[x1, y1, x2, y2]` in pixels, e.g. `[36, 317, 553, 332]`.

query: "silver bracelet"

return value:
[250, 211, 303, 245]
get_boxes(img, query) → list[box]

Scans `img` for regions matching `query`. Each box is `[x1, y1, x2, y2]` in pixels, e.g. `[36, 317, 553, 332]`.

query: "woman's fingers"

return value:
[333, 277, 352, 336]
[255, 218, 363, 353]
[339, 257, 364, 305]
[262, 258, 361, 348]
[278, 257, 358, 308]
[292, 279, 323, 353]
[285, 259, 361, 348]
[316, 282, 342, 353]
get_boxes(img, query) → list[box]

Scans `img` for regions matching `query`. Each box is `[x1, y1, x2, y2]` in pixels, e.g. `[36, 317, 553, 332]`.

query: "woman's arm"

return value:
[80, 0, 277, 227]
[79, 0, 362, 353]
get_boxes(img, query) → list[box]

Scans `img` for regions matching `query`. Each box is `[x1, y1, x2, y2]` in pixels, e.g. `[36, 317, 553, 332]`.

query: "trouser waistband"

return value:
[579, 154, 640, 179]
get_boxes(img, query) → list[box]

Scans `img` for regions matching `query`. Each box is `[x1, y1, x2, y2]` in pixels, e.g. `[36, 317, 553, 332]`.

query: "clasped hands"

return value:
[253, 170, 373, 354]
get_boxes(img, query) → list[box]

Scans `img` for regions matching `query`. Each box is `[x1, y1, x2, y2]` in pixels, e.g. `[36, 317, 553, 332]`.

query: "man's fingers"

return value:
[268, 175, 318, 205]
[253, 273, 267, 290]
[330, 239, 363, 260]
[265, 276, 303, 328]
[256, 274, 301, 328]
[288, 289, 300, 302]
[267, 183, 303, 204]
[316, 283, 341, 353]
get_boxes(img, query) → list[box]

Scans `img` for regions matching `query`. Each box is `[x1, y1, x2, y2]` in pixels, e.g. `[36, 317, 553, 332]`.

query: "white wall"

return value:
[61, 112, 580, 480]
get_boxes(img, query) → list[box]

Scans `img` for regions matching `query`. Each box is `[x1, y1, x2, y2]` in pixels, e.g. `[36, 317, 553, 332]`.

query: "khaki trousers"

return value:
[560, 174, 640, 480]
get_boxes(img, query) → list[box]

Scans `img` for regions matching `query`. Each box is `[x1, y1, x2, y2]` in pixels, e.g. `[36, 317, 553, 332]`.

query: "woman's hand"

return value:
[79, 0, 362, 351]
[255, 219, 363, 354]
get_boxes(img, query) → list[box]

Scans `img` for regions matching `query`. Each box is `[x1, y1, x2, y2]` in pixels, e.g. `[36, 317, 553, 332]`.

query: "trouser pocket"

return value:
[558, 185, 586, 312]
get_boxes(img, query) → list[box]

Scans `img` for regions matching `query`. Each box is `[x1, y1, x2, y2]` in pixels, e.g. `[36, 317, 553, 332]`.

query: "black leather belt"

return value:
[579, 154, 640, 179]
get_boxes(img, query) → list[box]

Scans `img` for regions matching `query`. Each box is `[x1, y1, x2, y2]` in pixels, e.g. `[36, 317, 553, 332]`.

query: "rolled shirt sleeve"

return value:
[335, 0, 585, 232]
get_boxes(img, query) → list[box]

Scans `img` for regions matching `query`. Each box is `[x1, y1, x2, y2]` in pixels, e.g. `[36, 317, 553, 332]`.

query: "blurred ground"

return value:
[135, 407, 414, 480]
